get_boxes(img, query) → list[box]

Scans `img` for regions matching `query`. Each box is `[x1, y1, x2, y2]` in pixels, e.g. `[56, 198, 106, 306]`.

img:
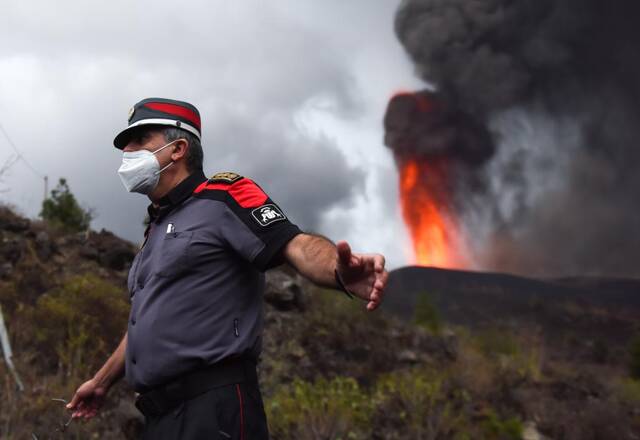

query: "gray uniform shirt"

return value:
[126, 171, 301, 391]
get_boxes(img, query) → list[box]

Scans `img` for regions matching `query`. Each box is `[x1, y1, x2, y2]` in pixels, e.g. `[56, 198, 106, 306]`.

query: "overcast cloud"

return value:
[0, 0, 422, 268]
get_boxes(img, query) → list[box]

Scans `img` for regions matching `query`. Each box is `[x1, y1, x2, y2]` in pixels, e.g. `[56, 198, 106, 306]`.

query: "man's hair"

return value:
[163, 127, 204, 173]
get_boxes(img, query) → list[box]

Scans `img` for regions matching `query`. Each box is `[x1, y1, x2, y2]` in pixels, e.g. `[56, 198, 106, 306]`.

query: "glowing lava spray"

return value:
[384, 91, 494, 268]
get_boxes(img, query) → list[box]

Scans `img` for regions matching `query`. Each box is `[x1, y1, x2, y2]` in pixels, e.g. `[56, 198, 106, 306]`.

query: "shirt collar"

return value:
[147, 170, 207, 223]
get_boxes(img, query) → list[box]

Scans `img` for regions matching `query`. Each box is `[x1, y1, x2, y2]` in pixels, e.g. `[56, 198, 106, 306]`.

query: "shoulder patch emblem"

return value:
[208, 172, 243, 184]
[251, 204, 286, 227]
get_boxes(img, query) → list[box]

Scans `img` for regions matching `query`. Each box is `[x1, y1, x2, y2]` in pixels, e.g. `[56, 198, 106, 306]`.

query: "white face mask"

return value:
[117, 140, 178, 194]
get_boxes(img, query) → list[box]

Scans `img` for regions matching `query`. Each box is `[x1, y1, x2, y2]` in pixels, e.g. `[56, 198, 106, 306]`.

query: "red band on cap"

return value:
[144, 102, 201, 131]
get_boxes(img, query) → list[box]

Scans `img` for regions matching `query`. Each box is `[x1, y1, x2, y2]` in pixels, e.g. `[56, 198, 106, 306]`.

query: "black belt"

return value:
[135, 357, 257, 418]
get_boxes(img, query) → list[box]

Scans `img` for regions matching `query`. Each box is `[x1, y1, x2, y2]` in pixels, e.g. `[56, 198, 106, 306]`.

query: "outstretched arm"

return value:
[282, 233, 388, 311]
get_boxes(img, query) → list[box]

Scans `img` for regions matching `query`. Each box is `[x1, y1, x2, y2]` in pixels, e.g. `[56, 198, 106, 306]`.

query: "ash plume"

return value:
[390, 0, 640, 277]
[384, 91, 494, 165]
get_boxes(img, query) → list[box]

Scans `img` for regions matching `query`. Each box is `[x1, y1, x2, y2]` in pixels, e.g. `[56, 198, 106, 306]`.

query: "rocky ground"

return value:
[1, 206, 639, 439]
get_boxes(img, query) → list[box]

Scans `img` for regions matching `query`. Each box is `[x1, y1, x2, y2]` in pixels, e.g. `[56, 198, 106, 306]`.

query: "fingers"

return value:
[70, 399, 87, 418]
[366, 270, 389, 312]
[374, 254, 386, 273]
[70, 400, 98, 419]
[66, 392, 81, 410]
[66, 381, 102, 419]
[336, 247, 388, 311]
[67, 387, 88, 417]
[366, 254, 385, 273]
[367, 289, 382, 309]
[365, 257, 375, 273]
[379, 269, 389, 287]
[336, 241, 353, 266]
[81, 406, 99, 419]
[71, 404, 86, 419]
[353, 253, 386, 272]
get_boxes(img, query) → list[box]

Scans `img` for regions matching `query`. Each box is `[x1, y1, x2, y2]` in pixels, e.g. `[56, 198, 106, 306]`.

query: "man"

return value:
[67, 98, 388, 439]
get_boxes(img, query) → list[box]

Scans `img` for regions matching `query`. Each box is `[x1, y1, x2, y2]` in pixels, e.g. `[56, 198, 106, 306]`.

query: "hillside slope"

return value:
[384, 266, 640, 363]
[1, 207, 639, 439]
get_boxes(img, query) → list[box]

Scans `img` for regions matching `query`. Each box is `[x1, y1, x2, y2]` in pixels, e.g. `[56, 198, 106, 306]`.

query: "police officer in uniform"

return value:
[67, 98, 388, 439]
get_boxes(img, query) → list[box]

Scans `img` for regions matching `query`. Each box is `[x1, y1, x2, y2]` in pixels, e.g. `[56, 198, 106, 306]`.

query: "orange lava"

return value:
[399, 158, 468, 268]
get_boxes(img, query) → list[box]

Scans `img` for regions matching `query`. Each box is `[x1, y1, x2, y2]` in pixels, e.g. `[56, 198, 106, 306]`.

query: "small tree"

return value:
[40, 178, 93, 232]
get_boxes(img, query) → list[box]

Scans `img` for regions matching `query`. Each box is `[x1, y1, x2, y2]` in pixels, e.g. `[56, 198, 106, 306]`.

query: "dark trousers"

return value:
[141, 381, 269, 440]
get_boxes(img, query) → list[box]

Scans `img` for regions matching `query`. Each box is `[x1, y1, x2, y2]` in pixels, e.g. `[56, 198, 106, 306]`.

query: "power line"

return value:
[0, 121, 46, 179]
[0, 120, 49, 202]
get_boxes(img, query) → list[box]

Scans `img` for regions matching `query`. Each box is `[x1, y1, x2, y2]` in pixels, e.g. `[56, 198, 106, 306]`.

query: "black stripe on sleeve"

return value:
[195, 190, 303, 271]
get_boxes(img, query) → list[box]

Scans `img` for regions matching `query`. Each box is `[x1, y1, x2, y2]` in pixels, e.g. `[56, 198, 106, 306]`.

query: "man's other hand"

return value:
[66, 378, 108, 419]
[336, 240, 388, 311]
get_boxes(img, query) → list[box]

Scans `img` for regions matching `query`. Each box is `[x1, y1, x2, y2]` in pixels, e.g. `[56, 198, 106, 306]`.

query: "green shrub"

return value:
[266, 376, 372, 440]
[40, 178, 93, 233]
[481, 409, 523, 440]
[472, 329, 542, 382]
[413, 291, 442, 334]
[615, 378, 640, 405]
[612, 378, 640, 406]
[475, 329, 520, 358]
[375, 367, 468, 439]
[30, 274, 128, 377]
[0, 281, 19, 311]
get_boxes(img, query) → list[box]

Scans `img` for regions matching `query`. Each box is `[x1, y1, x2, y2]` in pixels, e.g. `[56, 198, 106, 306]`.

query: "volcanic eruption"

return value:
[387, 0, 640, 277]
[384, 91, 493, 268]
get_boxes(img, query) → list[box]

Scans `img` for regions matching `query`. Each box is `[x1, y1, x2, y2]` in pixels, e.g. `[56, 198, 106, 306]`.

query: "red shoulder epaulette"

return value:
[194, 172, 268, 208]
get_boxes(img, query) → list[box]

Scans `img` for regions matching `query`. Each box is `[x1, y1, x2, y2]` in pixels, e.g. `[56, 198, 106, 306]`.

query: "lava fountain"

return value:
[384, 91, 494, 269]
[398, 158, 468, 268]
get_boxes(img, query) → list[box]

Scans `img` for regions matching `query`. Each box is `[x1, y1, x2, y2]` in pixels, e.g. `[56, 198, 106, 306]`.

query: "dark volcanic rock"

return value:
[34, 231, 56, 260]
[0, 262, 13, 279]
[0, 236, 25, 266]
[0, 207, 30, 233]
[16, 266, 52, 304]
[79, 244, 100, 260]
[264, 269, 306, 311]
[87, 229, 137, 271]
[116, 400, 144, 440]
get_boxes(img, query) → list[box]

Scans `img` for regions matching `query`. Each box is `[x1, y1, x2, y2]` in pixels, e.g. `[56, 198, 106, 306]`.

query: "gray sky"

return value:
[0, 0, 423, 268]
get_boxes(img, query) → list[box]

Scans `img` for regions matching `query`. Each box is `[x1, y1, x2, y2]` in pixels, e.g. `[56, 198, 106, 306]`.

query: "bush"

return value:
[40, 178, 93, 233]
[30, 274, 128, 377]
[413, 291, 442, 334]
[374, 367, 469, 439]
[472, 329, 542, 383]
[266, 376, 372, 440]
[613, 378, 640, 405]
[475, 329, 520, 358]
[480, 409, 523, 440]
[450, 334, 495, 395]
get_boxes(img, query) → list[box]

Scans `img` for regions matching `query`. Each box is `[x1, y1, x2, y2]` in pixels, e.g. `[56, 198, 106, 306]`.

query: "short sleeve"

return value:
[195, 176, 302, 271]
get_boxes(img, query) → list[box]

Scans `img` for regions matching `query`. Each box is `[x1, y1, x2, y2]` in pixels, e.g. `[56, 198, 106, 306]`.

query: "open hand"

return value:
[66, 378, 108, 419]
[336, 240, 388, 311]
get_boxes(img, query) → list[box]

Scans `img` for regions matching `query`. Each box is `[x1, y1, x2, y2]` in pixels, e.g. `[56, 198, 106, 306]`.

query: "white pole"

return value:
[0, 305, 24, 392]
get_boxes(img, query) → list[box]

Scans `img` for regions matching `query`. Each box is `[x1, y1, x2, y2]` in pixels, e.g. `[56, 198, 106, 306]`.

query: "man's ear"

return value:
[170, 138, 189, 162]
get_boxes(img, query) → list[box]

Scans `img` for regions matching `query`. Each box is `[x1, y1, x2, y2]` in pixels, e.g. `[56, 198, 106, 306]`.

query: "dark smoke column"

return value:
[391, 0, 640, 277]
